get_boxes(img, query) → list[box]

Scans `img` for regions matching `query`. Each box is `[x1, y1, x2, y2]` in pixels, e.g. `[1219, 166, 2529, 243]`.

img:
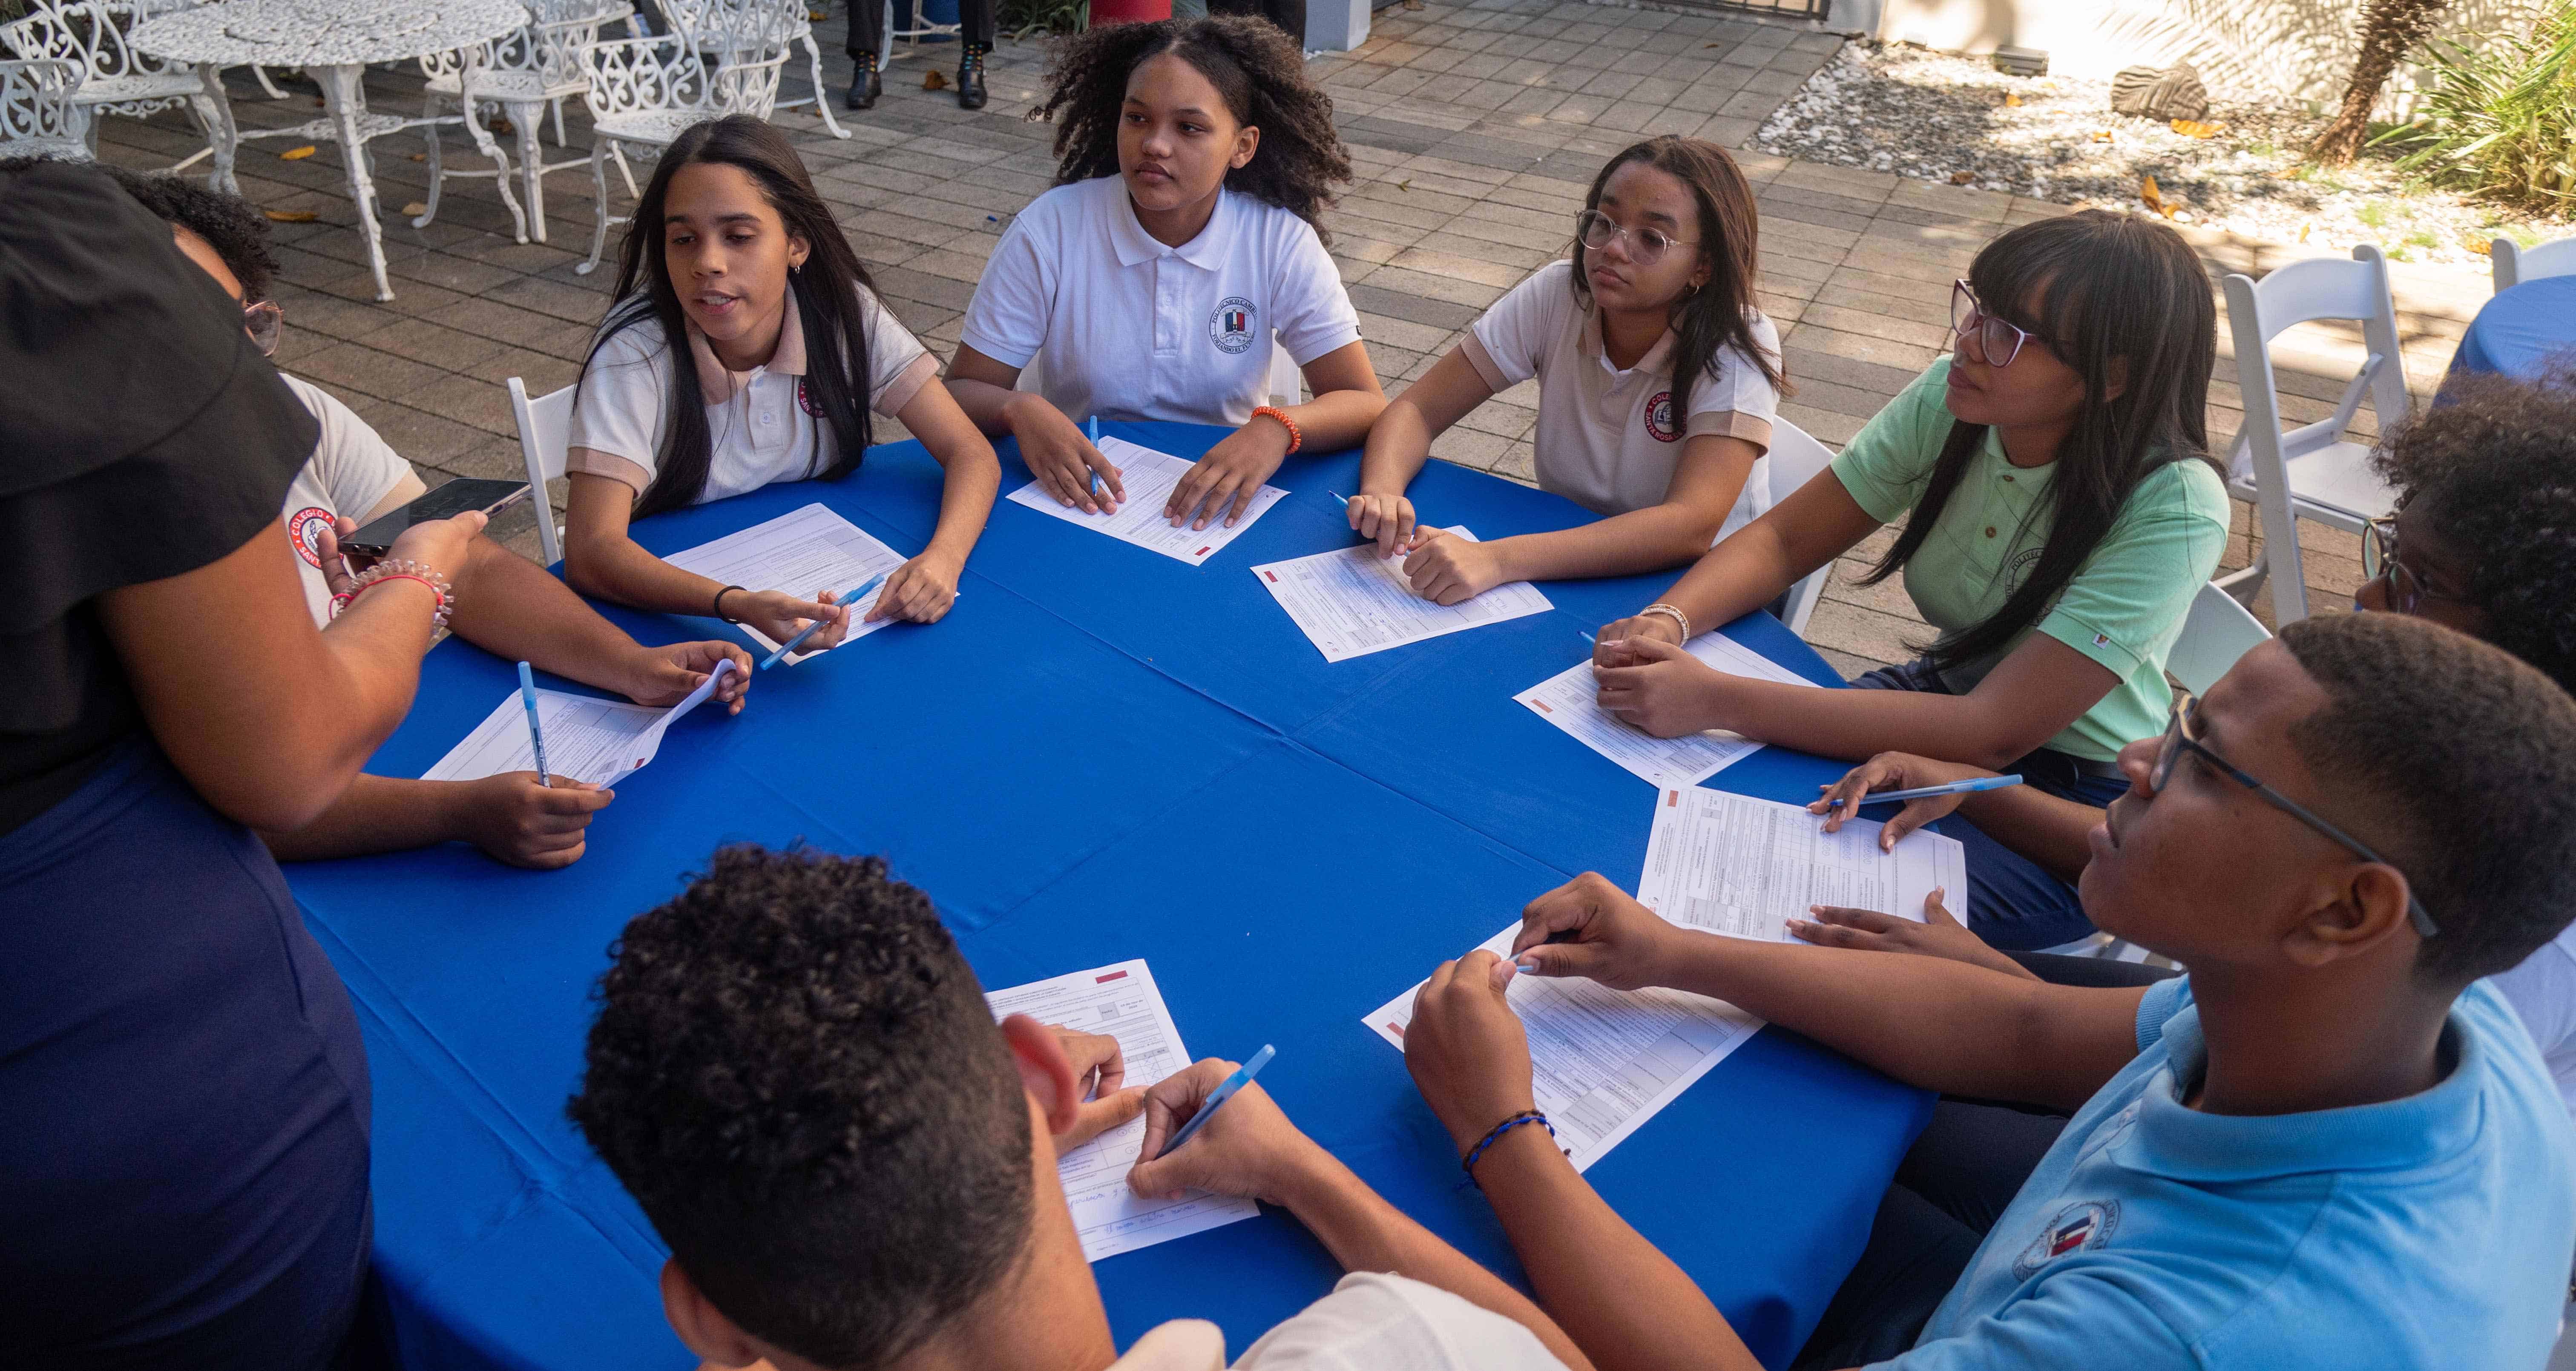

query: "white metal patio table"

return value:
[130, 0, 530, 301]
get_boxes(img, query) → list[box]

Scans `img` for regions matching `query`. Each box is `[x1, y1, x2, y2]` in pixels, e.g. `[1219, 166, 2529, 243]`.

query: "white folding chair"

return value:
[0, 57, 89, 158]
[509, 376, 576, 565]
[1763, 417, 1835, 639]
[2214, 244, 2411, 627]
[2166, 579, 2270, 696]
[2491, 236, 2576, 293]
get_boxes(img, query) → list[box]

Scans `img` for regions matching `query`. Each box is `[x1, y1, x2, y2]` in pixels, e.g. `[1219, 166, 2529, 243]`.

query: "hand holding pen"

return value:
[1125, 1048, 1300, 1203]
[1810, 752, 2023, 848]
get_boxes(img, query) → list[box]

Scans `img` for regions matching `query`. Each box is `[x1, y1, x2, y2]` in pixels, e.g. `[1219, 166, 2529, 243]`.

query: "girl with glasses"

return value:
[1346, 136, 1785, 605]
[1593, 210, 2230, 951]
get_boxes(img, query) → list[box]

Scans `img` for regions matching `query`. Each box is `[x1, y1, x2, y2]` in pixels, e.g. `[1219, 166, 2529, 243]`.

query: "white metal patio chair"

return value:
[2491, 236, 2576, 294]
[1763, 418, 1835, 640]
[509, 376, 577, 566]
[2213, 244, 2412, 627]
[0, 0, 221, 173]
[0, 56, 90, 158]
[664, 0, 846, 139]
[574, 11, 791, 276]
[417, 0, 635, 245]
[2166, 579, 2269, 697]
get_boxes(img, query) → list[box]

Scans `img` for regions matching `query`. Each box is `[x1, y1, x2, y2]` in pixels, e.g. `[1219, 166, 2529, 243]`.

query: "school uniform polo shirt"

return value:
[1885, 977, 2576, 1371]
[564, 285, 936, 506]
[1830, 357, 2229, 761]
[276, 374, 427, 626]
[959, 174, 1362, 428]
[1108, 1273, 1567, 1371]
[1462, 259, 1780, 539]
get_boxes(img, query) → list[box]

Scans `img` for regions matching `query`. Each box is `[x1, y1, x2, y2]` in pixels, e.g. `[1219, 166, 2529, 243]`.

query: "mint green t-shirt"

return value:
[1829, 358, 2230, 762]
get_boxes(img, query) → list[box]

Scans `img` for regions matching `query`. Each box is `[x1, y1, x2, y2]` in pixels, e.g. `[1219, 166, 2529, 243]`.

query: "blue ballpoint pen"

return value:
[761, 570, 889, 669]
[515, 661, 551, 788]
[1155, 1043, 1275, 1159]
[1088, 416, 1102, 502]
[1827, 773, 2025, 811]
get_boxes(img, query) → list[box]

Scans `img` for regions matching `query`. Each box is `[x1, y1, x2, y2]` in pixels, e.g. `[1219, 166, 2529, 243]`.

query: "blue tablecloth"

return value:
[285, 423, 1932, 1371]
[2449, 274, 2576, 383]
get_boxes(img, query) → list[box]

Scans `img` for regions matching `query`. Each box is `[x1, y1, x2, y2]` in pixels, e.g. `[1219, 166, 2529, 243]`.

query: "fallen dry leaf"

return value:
[409, 152, 426, 161]
[1394, 178, 1412, 192]
[1949, 170, 1974, 184]
[2467, 238, 2493, 256]
[491, 117, 515, 136]
[808, 6, 826, 17]
[1705, 41, 1721, 47]
[2004, 92, 2021, 107]
[2091, 129, 2114, 142]
[2297, 220, 2313, 243]
[279, 144, 316, 160]
[923, 69, 948, 91]
[2140, 174, 2174, 218]
[401, 201, 428, 216]
[264, 209, 318, 222]
[2170, 118, 2222, 139]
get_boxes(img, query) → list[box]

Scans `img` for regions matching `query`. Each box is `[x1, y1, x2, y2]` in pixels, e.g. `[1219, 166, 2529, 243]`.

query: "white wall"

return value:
[1861, 0, 2542, 114]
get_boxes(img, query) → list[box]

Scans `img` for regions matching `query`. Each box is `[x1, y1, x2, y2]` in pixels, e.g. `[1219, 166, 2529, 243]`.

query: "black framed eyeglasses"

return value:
[1576, 209, 1695, 267]
[2360, 514, 2473, 615]
[243, 299, 284, 357]
[2150, 696, 2439, 939]
[1949, 279, 2043, 368]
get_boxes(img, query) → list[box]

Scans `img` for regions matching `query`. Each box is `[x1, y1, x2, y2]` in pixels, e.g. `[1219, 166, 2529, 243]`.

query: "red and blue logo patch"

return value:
[286, 505, 336, 569]
[2011, 1200, 2119, 1279]
[1209, 295, 1258, 355]
[1644, 390, 1679, 443]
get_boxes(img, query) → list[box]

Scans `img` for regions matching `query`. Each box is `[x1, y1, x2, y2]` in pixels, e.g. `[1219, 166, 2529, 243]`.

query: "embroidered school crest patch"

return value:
[796, 376, 825, 417]
[287, 506, 336, 568]
[2011, 1200, 2119, 1279]
[1644, 390, 1680, 443]
[1209, 296, 1257, 354]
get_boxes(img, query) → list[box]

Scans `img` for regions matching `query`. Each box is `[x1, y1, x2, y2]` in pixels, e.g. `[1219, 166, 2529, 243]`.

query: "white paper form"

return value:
[1364, 925, 1761, 1172]
[1515, 630, 1825, 788]
[1004, 436, 1287, 566]
[663, 504, 910, 665]
[983, 960, 1259, 1262]
[1635, 787, 1967, 942]
[1251, 527, 1552, 662]
[422, 663, 734, 788]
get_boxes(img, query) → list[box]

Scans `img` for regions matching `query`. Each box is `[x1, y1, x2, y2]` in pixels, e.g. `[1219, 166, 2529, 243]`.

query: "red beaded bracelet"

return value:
[1250, 405, 1302, 455]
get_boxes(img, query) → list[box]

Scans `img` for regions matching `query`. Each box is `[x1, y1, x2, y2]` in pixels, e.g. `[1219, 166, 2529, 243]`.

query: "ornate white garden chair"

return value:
[574, 8, 790, 276]
[0, 0, 220, 172]
[661, 0, 845, 140]
[416, 0, 635, 244]
[0, 57, 91, 160]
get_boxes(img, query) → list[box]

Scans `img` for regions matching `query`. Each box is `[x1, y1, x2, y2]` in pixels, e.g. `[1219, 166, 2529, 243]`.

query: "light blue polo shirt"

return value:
[1883, 977, 2576, 1370]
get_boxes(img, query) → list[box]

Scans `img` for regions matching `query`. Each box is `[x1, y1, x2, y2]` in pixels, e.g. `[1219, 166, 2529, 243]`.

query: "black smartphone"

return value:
[341, 478, 531, 558]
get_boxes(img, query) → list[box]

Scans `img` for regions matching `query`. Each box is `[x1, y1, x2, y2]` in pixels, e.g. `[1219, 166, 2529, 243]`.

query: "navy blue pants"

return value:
[0, 740, 373, 1368]
[1849, 658, 2131, 951]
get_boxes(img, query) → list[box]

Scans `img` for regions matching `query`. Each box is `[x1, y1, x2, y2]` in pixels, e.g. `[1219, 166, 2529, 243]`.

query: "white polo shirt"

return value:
[1107, 1273, 1568, 1371]
[960, 174, 1363, 428]
[277, 374, 426, 627]
[1462, 260, 1781, 539]
[564, 285, 937, 506]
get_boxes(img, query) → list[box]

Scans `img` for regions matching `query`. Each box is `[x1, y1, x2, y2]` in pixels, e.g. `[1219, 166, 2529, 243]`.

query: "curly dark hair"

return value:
[2280, 614, 2576, 984]
[1028, 14, 1351, 244]
[87, 161, 280, 302]
[566, 845, 1033, 1369]
[2368, 365, 2576, 694]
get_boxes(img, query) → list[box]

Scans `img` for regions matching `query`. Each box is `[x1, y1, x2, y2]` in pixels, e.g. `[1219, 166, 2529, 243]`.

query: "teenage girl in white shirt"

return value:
[945, 16, 1386, 533]
[562, 116, 1000, 653]
[1351, 137, 1785, 605]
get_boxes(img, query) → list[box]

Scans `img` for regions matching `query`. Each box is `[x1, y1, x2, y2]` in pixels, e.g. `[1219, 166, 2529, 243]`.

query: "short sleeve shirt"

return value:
[960, 175, 1363, 428]
[2490, 922, 2576, 1118]
[1884, 977, 2576, 1371]
[1462, 259, 1781, 539]
[276, 375, 425, 627]
[1105, 1273, 1570, 1371]
[564, 285, 936, 506]
[1830, 357, 2230, 760]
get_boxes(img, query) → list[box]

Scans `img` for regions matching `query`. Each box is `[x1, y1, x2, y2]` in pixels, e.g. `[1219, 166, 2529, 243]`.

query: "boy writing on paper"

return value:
[1400, 613, 2576, 1371]
[567, 845, 1590, 1371]
[84, 162, 752, 870]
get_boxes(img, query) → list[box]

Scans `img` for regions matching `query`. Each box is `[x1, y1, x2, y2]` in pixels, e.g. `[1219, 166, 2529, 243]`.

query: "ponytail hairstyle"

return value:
[582, 115, 878, 520]
[1029, 14, 1351, 245]
[1569, 136, 1785, 409]
[1858, 210, 2218, 672]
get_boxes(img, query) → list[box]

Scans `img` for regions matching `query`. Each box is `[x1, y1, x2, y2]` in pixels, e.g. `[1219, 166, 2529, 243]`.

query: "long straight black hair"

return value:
[1568, 136, 1786, 411]
[1860, 210, 2218, 671]
[584, 115, 879, 520]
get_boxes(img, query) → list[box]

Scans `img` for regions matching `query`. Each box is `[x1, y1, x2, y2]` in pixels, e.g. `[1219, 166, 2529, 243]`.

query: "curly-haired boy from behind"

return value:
[568, 845, 1590, 1371]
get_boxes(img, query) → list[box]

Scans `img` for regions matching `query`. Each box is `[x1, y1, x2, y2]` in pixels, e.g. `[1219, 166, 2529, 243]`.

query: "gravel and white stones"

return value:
[1753, 41, 2558, 268]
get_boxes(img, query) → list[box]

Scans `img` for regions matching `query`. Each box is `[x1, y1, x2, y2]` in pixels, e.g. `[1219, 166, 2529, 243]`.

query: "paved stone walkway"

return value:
[83, 0, 2480, 677]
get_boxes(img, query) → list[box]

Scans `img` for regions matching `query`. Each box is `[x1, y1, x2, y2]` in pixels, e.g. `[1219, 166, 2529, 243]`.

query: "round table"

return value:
[2447, 274, 2576, 385]
[130, 0, 532, 302]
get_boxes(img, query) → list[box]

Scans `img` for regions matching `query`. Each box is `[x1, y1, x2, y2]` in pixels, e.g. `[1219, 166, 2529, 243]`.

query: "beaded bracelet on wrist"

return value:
[1250, 405, 1303, 455]
[329, 558, 455, 629]
[1458, 1109, 1558, 1190]
[1639, 602, 1690, 641]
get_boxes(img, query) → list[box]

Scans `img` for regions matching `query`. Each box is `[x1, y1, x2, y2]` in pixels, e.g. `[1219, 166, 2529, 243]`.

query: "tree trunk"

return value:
[2310, 0, 2455, 166]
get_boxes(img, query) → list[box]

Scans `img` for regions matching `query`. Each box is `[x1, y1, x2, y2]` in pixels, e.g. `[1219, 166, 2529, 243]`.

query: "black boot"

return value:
[845, 54, 880, 110]
[957, 43, 987, 110]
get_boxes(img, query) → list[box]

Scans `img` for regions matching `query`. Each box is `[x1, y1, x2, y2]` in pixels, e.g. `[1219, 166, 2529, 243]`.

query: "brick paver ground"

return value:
[80, 0, 2481, 676]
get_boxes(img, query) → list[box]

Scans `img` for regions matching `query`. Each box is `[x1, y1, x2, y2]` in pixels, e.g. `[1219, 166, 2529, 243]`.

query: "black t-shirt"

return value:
[0, 161, 319, 834]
